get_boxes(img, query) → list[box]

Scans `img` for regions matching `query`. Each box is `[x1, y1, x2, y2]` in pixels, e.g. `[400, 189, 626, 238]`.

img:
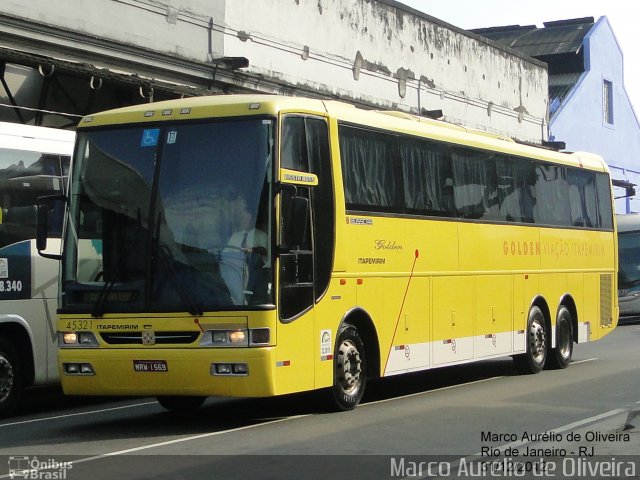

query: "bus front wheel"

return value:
[514, 306, 547, 374]
[157, 395, 206, 413]
[0, 337, 23, 417]
[548, 306, 573, 369]
[330, 324, 367, 411]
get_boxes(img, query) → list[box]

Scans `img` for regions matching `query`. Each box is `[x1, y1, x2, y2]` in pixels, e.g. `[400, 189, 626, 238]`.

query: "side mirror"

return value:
[36, 204, 49, 252]
[36, 194, 66, 260]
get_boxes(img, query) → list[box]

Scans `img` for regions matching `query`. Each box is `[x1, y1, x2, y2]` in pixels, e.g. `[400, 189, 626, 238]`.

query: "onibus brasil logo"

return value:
[7, 456, 72, 479]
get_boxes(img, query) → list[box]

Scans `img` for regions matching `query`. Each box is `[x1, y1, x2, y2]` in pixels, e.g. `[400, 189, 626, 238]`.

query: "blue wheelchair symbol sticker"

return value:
[141, 129, 160, 147]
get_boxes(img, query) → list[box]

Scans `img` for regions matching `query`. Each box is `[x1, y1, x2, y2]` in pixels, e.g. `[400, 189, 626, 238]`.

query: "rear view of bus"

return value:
[0, 122, 75, 416]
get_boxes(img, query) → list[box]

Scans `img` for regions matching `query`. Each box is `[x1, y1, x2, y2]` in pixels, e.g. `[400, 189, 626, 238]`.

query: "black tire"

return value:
[514, 306, 547, 374]
[0, 337, 23, 418]
[157, 395, 206, 412]
[330, 324, 367, 411]
[547, 306, 573, 369]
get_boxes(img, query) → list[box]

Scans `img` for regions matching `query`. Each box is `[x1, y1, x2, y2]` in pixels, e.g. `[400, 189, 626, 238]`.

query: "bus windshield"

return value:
[618, 230, 640, 289]
[62, 119, 274, 314]
[0, 149, 68, 252]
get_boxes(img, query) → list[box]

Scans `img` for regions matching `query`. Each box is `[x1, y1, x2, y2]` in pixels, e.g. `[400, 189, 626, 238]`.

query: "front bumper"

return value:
[59, 347, 276, 397]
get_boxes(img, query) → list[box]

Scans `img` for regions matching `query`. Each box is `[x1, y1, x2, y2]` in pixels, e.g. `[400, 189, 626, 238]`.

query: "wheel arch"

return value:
[0, 319, 36, 387]
[339, 307, 381, 380]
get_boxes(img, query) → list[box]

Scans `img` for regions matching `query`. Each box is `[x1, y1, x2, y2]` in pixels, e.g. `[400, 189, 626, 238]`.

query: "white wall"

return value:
[0, 0, 549, 142]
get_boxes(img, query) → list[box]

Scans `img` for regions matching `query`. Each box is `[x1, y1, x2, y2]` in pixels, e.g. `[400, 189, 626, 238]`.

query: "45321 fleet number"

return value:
[65, 320, 91, 330]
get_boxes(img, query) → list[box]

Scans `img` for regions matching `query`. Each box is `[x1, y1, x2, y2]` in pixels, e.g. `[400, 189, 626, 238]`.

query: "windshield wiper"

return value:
[91, 275, 117, 318]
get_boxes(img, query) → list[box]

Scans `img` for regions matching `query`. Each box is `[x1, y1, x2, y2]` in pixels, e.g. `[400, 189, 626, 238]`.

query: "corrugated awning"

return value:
[472, 17, 594, 58]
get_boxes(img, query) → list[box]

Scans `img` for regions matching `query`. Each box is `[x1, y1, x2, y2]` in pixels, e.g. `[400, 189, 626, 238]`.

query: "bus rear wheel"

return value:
[514, 306, 547, 374]
[0, 337, 23, 418]
[330, 324, 367, 411]
[157, 395, 206, 413]
[548, 306, 573, 369]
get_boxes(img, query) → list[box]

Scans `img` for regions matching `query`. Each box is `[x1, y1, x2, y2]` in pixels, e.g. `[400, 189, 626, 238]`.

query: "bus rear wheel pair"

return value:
[514, 305, 574, 374]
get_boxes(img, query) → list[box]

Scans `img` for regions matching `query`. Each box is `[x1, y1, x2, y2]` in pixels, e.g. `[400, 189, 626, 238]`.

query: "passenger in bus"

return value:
[220, 196, 268, 305]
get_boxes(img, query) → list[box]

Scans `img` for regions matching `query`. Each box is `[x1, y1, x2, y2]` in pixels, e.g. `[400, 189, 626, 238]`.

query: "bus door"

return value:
[276, 115, 334, 394]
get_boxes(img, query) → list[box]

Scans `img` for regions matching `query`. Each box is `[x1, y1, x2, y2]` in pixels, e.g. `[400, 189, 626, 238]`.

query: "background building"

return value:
[0, 0, 547, 143]
[474, 17, 640, 213]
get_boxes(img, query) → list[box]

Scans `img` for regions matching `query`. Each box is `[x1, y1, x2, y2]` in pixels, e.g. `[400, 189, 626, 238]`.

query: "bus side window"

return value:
[568, 168, 597, 228]
[399, 137, 454, 217]
[496, 155, 536, 223]
[281, 117, 309, 172]
[595, 173, 614, 229]
[339, 125, 402, 212]
[451, 148, 499, 220]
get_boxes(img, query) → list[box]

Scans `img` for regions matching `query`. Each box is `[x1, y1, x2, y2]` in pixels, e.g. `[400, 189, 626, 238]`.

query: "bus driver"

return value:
[220, 196, 268, 305]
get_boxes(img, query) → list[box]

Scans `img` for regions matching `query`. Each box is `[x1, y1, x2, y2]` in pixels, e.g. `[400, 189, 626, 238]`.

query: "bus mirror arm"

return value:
[612, 178, 636, 199]
[276, 182, 298, 195]
[36, 194, 66, 261]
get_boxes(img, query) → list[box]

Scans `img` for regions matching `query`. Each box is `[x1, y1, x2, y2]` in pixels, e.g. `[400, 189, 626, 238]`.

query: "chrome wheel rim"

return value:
[529, 318, 546, 365]
[336, 339, 362, 396]
[0, 353, 13, 404]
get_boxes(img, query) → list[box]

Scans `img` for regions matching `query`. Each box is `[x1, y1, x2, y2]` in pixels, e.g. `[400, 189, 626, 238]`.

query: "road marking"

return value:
[571, 357, 598, 365]
[0, 356, 608, 479]
[0, 376, 503, 477]
[0, 414, 311, 479]
[0, 401, 157, 428]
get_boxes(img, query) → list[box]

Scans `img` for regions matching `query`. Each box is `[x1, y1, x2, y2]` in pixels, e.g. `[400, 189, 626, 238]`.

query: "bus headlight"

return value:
[59, 331, 99, 347]
[228, 330, 246, 344]
[206, 329, 248, 347]
[201, 328, 271, 347]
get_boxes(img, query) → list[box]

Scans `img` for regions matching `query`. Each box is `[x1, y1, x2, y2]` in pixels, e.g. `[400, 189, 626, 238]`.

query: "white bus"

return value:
[0, 122, 75, 416]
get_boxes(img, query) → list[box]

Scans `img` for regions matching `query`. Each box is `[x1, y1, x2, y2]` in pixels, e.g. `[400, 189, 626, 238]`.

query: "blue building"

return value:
[474, 17, 640, 213]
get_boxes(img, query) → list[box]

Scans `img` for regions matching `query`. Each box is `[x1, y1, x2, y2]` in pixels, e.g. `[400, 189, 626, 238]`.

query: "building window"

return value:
[603, 79, 614, 125]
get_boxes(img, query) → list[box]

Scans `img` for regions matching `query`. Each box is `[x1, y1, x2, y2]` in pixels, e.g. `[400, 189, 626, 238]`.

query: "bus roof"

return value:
[77, 94, 609, 173]
[616, 214, 640, 233]
[0, 121, 75, 155]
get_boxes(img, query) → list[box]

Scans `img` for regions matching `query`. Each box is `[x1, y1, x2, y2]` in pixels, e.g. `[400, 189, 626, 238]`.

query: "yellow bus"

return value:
[38, 95, 618, 412]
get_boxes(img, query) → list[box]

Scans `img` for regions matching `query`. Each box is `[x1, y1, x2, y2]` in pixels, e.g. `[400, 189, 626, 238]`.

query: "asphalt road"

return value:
[1, 321, 639, 479]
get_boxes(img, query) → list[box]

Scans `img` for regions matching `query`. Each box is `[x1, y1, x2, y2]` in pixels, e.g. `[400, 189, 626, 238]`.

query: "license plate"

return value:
[133, 360, 168, 372]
